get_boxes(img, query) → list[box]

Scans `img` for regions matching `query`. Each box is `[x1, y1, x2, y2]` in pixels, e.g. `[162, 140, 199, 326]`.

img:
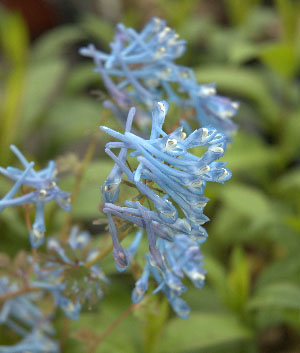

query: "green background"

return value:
[0, 0, 300, 352]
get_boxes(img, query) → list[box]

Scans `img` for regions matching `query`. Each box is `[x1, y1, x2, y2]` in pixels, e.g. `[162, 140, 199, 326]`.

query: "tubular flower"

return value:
[0, 277, 59, 353]
[0, 145, 71, 248]
[80, 17, 238, 137]
[100, 102, 231, 317]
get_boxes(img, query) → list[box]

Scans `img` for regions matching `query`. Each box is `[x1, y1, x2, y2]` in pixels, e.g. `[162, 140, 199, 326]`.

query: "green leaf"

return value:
[70, 280, 141, 353]
[80, 14, 114, 45]
[31, 25, 84, 61]
[248, 282, 300, 310]
[0, 9, 28, 64]
[280, 110, 300, 161]
[60, 160, 115, 219]
[219, 183, 271, 221]
[46, 97, 103, 144]
[256, 254, 300, 288]
[275, 0, 300, 43]
[205, 255, 228, 304]
[227, 247, 250, 312]
[159, 312, 252, 353]
[276, 167, 300, 192]
[21, 58, 68, 135]
[65, 63, 100, 93]
[225, 132, 278, 173]
[225, 0, 260, 25]
[260, 42, 299, 78]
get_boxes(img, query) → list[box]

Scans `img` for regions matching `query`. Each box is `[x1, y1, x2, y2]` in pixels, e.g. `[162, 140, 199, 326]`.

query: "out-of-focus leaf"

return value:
[227, 247, 250, 312]
[46, 97, 103, 143]
[195, 66, 279, 123]
[65, 63, 100, 93]
[248, 282, 300, 310]
[280, 110, 300, 161]
[220, 183, 271, 221]
[31, 25, 85, 61]
[70, 280, 140, 353]
[276, 167, 300, 192]
[228, 41, 261, 64]
[80, 14, 114, 46]
[159, 312, 252, 353]
[0, 9, 28, 63]
[205, 255, 228, 304]
[60, 160, 114, 219]
[256, 253, 300, 288]
[21, 59, 68, 135]
[225, 132, 278, 173]
[225, 0, 260, 25]
[0, 9, 28, 161]
[275, 0, 300, 43]
[260, 42, 299, 78]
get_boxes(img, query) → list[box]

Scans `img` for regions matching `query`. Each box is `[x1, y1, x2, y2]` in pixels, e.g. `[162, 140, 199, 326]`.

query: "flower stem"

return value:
[60, 109, 110, 241]
[89, 304, 136, 353]
[0, 286, 41, 303]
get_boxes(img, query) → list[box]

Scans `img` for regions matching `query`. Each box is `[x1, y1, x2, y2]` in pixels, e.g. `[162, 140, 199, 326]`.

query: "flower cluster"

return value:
[80, 17, 238, 137]
[0, 277, 59, 353]
[0, 226, 108, 353]
[101, 101, 231, 317]
[34, 226, 108, 320]
[0, 145, 71, 248]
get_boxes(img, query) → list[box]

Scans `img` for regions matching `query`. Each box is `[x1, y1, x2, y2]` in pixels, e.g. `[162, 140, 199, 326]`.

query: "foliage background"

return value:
[0, 0, 300, 352]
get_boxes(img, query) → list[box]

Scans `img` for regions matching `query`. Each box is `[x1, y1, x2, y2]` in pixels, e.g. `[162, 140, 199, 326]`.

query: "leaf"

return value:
[219, 183, 271, 221]
[46, 97, 104, 144]
[276, 166, 300, 192]
[260, 42, 299, 78]
[59, 160, 115, 219]
[65, 63, 100, 93]
[227, 247, 250, 312]
[247, 282, 300, 310]
[225, 0, 260, 25]
[20, 58, 68, 135]
[159, 312, 252, 353]
[204, 255, 228, 304]
[225, 132, 278, 173]
[280, 110, 300, 161]
[31, 25, 85, 61]
[275, 0, 300, 43]
[80, 14, 114, 45]
[256, 253, 300, 288]
[70, 280, 141, 353]
[0, 9, 28, 63]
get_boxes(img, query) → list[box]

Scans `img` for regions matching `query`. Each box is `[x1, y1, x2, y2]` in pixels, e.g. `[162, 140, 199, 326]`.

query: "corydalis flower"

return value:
[132, 234, 206, 319]
[35, 226, 108, 320]
[100, 101, 231, 317]
[0, 277, 59, 352]
[80, 17, 238, 136]
[0, 145, 71, 248]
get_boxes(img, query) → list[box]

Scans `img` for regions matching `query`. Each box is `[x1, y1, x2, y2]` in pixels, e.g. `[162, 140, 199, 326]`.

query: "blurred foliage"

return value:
[1, 0, 300, 352]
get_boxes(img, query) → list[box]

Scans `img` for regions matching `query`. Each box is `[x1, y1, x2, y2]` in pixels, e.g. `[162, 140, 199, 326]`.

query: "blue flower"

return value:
[80, 17, 238, 137]
[100, 102, 231, 317]
[0, 277, 59, 353]
[0, 145, 71, 248]
[34, 226, 108, 319]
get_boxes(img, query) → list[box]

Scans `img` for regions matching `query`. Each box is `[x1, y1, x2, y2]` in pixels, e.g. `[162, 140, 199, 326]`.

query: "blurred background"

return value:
[0, 0, 300, 352]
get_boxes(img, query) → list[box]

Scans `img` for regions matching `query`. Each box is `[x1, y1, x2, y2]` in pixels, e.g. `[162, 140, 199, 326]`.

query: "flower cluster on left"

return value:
[0, 145, 71, 248]
[0, 148, 107, 352]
